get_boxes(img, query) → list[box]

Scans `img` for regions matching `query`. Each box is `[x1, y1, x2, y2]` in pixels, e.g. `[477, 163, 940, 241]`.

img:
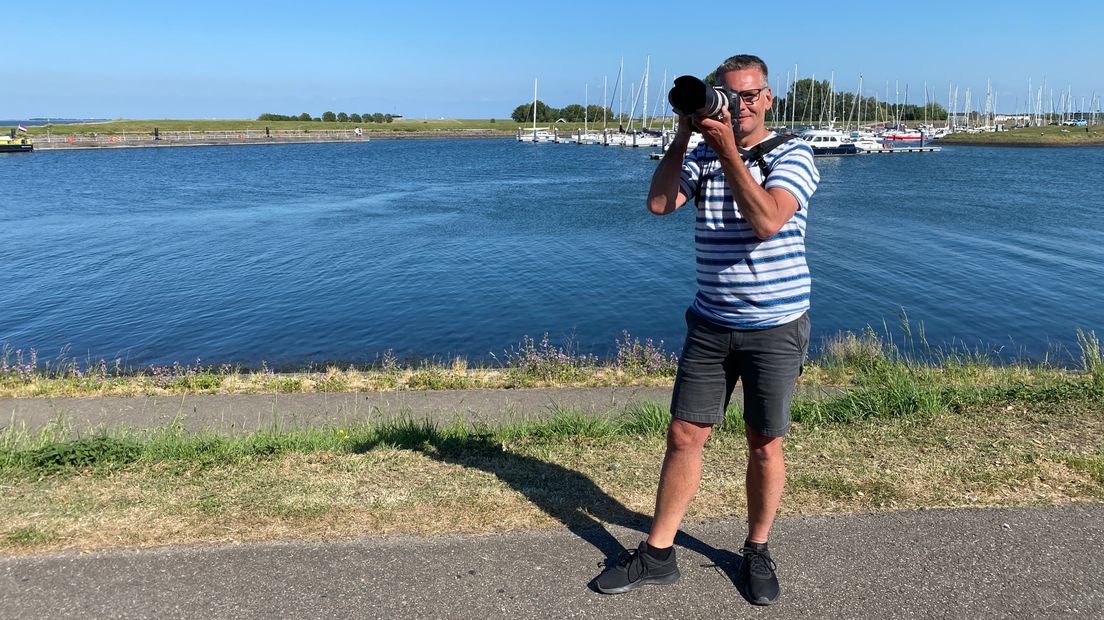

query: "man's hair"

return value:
[714, 54, 769, 85]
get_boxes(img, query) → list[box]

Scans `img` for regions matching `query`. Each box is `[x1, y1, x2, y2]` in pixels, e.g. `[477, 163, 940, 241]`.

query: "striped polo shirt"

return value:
[678, 132, 820, 330]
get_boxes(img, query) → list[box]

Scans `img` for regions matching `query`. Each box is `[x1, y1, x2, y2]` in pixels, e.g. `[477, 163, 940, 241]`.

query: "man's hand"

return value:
[693, 106, 739, 161]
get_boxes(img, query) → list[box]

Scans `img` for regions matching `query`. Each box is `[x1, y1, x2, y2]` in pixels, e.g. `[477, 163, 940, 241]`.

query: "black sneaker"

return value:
[595, 541, 681, 594]
[740, 543, 780, 605]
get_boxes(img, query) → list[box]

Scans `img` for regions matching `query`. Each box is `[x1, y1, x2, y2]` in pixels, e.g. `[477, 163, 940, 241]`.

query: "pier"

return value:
[860, 145, 942, 154]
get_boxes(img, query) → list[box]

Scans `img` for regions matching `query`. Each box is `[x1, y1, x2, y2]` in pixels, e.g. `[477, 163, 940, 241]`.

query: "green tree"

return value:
[322, 111, 337, 122]
[372, 113, 385, 123]
[511, 100, 555, 123]
[384, 114, 393, 123]
[299, 112, 312, 121]
[585, 105, 613, 123]
[337, 112, 349, 123]
[559, 104, 586, 122]
[350, 113, 363, 123]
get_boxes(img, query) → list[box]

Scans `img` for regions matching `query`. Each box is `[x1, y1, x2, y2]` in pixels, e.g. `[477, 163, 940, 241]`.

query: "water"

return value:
[2, 140, 1102, 368]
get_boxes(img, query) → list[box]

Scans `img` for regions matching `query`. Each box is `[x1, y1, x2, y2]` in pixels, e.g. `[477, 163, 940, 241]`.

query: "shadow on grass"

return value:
[355, 423, 744, 593]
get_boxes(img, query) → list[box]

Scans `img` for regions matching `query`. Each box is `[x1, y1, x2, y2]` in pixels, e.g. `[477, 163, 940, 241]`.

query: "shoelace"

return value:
[599, 547, 640, 569]
[740, 546, 777, 576]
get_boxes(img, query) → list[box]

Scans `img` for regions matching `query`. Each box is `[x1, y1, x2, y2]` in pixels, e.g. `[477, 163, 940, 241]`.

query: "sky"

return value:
[5, 0, 1102, 120]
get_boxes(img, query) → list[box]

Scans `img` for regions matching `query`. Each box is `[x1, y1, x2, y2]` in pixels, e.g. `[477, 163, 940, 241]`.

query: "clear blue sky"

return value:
[6, 0, 1101, 119]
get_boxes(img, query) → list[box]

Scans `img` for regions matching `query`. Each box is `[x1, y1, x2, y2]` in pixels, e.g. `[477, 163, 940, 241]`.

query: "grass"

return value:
[938, 124, 1104, 145]
[0, 332, 681, 398]
[3, 327, 1097, 399]
[1, 328, 1102, 555]
[4, 118, 579, 136]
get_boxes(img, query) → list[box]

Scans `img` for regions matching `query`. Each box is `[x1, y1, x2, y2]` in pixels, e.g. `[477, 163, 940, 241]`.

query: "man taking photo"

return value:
[596, 54, 820, 606]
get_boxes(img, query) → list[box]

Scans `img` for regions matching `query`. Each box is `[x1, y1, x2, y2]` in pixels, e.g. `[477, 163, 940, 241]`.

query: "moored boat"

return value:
[879, 126, 924, 141]
[1, 132, 33, 153]
[799, 128, 858, 156]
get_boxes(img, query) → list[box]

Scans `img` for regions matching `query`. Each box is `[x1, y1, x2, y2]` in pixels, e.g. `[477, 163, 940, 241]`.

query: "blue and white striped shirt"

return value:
[678, 133, 820, 329]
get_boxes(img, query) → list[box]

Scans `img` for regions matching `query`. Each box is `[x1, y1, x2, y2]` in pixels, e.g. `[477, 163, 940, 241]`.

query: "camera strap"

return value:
[740, 133, 799, 180]
[694, 133, 798, 206]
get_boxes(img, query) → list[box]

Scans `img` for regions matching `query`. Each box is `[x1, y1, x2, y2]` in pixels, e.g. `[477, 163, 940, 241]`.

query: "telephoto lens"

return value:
[668, 75, 728, 119]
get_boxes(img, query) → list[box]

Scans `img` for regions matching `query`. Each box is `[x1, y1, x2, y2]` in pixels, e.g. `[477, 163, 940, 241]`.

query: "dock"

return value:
[651, 144, 942, 160]
[860, 145, 941, 154]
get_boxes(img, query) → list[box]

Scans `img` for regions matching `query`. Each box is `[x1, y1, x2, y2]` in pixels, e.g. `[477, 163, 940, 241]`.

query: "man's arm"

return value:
[695, 112, 799, 240]
[646, 115, 694, 216]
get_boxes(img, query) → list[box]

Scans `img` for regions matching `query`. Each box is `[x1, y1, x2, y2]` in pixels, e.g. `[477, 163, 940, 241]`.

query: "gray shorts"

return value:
[670, 309, 810, 436]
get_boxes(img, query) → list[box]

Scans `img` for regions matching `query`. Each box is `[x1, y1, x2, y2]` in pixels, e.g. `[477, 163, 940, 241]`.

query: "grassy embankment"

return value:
[2, 328, 1102, 555]
[937, 124, 1104, 145]
[8, 119, 1104, 145]
[3, 119, 570, 136]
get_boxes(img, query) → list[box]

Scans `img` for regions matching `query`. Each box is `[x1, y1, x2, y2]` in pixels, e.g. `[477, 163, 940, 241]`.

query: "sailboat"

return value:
[569, 82, 606, 145]
[517, 78, 555, 143]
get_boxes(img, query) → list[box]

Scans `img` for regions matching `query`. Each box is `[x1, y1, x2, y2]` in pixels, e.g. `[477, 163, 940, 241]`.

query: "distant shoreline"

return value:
[31, 129, 517, 151]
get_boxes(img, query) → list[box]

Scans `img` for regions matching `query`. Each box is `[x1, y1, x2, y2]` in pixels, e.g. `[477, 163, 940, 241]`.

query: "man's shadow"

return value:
[355, 419, 746, 593]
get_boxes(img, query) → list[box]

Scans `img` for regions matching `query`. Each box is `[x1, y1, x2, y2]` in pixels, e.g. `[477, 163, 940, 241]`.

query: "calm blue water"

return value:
[2, 140, 1102, 368]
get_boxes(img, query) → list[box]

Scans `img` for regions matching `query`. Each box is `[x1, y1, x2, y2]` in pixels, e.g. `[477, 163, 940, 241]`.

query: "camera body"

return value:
[668, 75, 735, 121]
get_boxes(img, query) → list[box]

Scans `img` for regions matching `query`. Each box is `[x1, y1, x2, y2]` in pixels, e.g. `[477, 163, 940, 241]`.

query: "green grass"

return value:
[2, 363, 1101, 478]
[938, 124, 1104, 145]
[3, 118, 588, 136]
[2, 375, 1101, 554]
[3, 327, 1100, 399]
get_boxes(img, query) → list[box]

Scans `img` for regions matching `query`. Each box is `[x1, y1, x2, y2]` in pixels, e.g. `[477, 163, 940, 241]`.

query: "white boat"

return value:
[849, 130, 885, 152]
[517, 78, 555, 143]
[661, 132, 704, 152]
[517, 127, 556, 143]
[799, 127, 859, 156]
[566, 130, 605, 145]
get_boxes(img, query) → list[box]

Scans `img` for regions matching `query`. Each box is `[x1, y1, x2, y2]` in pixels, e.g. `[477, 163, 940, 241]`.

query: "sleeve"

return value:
[678, 144, 705, 204]
[763, 141, 820, 211]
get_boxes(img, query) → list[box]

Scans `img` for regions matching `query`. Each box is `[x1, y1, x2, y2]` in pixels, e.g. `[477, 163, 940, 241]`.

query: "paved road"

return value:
[1, 385, 844, 437]
[0, 387, 673, 436]
[3, 503, 1101, 619]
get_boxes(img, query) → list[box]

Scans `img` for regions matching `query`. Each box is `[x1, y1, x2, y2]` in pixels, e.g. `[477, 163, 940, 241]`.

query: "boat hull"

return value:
[811, 144, 859, 156]
[0, 143, 33, 153]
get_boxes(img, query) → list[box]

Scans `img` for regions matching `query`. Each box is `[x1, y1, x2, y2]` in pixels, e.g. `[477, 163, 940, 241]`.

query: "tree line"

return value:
[513, 77, 950, 126]
[771, 78, 948, 125]
[510, 102, 616, 124]
[256, 112, 395, 123]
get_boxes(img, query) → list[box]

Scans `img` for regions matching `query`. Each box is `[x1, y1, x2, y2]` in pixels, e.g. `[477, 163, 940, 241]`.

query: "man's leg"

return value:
[735, 313, 808, 605]
[594, 310, 730, 594]
[745, 427, 785, 543]
[647, 418, 714, 548]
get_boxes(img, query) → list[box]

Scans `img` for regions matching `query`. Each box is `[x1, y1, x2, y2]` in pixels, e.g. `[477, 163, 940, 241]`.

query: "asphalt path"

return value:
[1, 385, 846, 437]
[3, 503, 1101, 619]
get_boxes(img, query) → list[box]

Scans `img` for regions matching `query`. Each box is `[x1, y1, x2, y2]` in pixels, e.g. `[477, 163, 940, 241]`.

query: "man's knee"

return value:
[666, 417, 713, 452]
[746, 427, 784, 465]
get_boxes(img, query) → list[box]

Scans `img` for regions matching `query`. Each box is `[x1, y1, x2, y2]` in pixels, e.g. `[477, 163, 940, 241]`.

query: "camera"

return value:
[668, 75, 733, 120]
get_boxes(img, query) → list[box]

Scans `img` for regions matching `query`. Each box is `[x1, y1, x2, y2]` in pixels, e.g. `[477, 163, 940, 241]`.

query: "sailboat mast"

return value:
[618, 56, 625, 129]
[791, 64, 798, 129]
[857, 74, 863, 130]
[584, 83, 588, 133]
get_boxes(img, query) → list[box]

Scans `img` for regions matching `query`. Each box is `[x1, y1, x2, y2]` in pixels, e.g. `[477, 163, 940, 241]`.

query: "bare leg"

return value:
[646, 418, 713, 548]
[745, 426, 785, 544]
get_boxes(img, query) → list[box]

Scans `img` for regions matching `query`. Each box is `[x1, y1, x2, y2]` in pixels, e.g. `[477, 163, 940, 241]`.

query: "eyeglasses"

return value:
[727, 87, 769, 104]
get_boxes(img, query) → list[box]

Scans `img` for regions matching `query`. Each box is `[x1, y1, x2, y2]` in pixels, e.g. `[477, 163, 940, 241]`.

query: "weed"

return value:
[614, 332, 678, 377]
[5, 526, 53, 546]
[24, 435, 142, 472]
